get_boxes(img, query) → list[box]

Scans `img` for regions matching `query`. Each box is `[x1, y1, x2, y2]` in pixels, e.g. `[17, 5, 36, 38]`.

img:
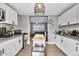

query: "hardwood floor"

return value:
[45, 44, 66, 56]
[16, 44, 32, 56]
[16, 44, 66, 56]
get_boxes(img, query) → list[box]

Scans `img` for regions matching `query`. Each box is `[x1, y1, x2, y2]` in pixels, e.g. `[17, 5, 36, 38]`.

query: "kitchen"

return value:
[0, 3, 79, 56]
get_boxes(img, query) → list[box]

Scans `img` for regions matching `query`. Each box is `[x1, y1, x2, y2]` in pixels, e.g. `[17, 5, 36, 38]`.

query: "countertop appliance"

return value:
[0, 8, 5, 21]
[0, 27, 11, 38]
[14, 30, 22, 35]
[71, 30, 78, 36]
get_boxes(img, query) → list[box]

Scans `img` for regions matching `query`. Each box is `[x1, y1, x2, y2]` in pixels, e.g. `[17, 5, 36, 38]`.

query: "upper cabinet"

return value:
[69, 5, 77, 24]
[58, 4, 78, 26]
[77, 4, 79, 23]
[0, 3, 18, 25]
[0, 3, 6, 10]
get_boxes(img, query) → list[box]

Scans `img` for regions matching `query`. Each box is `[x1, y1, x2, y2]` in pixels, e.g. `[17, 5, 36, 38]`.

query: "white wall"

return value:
[48, 16, 58, 44]
[18, 15, 30, 33]
[18, 15, 30, 42]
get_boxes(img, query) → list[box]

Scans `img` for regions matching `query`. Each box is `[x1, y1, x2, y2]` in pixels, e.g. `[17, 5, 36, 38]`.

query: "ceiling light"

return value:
[34, 3, 45, 16]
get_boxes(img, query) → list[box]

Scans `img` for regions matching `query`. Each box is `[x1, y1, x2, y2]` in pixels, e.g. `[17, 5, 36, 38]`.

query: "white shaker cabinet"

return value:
[0, 36, 22, 56]
[58, 15, 64, 26]
[69, 5, 77, 24]
[3, 40, 14, 56]
[0, 3, 18, 25]
[58, 11, 69, 26]
[61, 38, 77, 56]
[58, 5, 78, 26]
[55, 35, 78, 56]
[74, 42, 79, 55]
[77, 4, 79, 23]
[11, 36, 22, 56]
[55, 35, 60, 47]
[5, 5, 18, 25]
[5, 5, 13, 24]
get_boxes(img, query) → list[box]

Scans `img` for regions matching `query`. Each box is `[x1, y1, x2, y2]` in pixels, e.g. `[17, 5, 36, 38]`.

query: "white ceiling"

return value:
[8, 3, 75, 16]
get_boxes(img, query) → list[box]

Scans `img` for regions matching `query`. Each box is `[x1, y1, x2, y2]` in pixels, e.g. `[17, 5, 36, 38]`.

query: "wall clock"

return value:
[48, 19, 54, 24]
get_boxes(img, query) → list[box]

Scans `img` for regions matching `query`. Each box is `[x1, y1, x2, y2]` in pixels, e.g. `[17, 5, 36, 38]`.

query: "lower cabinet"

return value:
[61, 38, 77, 56]
[0, 36, 22, 56]
[55, 35, 79, 56]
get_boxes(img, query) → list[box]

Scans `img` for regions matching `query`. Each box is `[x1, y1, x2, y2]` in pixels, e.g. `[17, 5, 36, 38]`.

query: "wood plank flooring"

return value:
[45, 44, 66, 56]
[16, 44, 66, 56]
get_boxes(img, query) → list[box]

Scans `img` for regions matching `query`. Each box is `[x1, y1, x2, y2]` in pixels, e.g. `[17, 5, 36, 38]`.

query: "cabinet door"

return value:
[13, 11, 18, 25]
[58, 16, 61, 26]
[3, 40, 14, 56]
[58, 15, 63, 26]
[12, 36, 22, 56]
[55, 35, 61, 48]
[5, 5, 13, 24]
[52, 34, 57, 44]
[74, 42, 79, 56]
[58, 13, 68, 26]
[17, 36, 22, 52]
[3, 4, 18, 25]
[61, 38, 77, 56]
[11, 39, 18, 56]
[0, 44, 6, 56]
[69, 5, 77, 24]
[61, 13, 68, 25]
[77, 4, 79, 23]
[10, 9, 18, 25]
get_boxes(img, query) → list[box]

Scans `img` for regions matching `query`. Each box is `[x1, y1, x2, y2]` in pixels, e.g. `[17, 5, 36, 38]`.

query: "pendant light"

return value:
[34, 3, 45, 16]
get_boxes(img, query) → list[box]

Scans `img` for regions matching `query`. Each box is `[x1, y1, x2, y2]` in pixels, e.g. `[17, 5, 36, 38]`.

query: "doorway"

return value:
[30, 16, 48, 43]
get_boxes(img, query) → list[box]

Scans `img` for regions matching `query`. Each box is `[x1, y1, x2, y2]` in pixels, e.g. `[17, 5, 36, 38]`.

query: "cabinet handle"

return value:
[76, 46, 78, 52]
[2, 49, 4, 54]
[54, 36, 56, 39]
[0, 50, 2, 56]
[0, 49, 4, 56]
[19, 40, 21, 43]
[61, 40, 63, 43]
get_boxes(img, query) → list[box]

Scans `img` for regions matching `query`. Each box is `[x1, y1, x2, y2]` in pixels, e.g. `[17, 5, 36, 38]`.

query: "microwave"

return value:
[0, 8, 5, 21]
